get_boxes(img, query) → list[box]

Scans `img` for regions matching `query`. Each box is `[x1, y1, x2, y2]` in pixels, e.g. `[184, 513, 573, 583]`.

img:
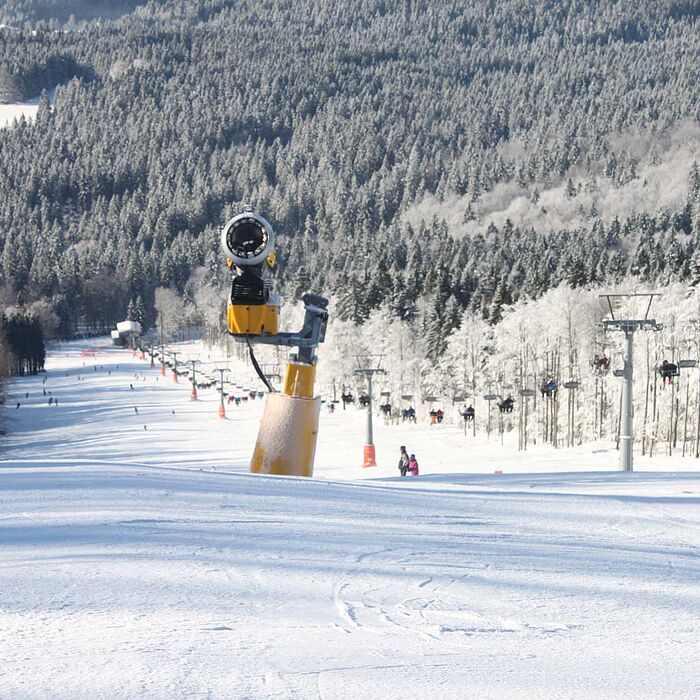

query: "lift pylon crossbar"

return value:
[600, 292, 662, 324]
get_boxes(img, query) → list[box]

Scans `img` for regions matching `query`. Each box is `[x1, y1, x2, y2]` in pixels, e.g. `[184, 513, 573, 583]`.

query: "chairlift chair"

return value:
[498, 396, 515, 413]
[658, 361, 680, 382]
[540, 379, 558, 398]
[591, 353, 611, 376]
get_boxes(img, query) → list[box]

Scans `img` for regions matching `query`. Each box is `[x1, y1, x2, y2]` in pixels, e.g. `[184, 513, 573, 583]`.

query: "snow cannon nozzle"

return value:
[221, 211, 275, 269]
[223, 209, 279, 335]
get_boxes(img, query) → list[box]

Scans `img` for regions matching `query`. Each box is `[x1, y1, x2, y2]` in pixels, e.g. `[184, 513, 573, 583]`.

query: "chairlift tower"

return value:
[170, 351, 181, 383]
[600, 293, 662, 472]
[354, 354, 386, 468]
[214, 366, 230, 418]
[188, 358, 201, 400]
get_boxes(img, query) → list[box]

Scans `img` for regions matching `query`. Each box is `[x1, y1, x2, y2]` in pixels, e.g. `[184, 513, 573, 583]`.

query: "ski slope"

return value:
[1, 340, 699, 698]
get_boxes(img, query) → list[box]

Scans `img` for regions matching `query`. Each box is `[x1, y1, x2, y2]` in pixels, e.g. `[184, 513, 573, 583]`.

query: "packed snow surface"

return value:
[1, 340, 699, 698]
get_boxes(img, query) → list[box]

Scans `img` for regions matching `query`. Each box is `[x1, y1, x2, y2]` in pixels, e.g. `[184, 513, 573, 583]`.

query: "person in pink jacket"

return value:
[408, 454, 419, 476]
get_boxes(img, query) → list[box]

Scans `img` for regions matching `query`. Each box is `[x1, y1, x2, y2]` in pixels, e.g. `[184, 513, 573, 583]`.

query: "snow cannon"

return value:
[221, 209, 329, 477]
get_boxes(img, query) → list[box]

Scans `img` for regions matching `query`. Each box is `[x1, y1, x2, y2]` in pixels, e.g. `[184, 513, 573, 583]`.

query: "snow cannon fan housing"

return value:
[221, 212, 279, 336]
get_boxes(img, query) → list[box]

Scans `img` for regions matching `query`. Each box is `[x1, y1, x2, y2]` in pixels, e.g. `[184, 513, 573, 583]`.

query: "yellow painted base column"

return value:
[250, 392, 321, 477]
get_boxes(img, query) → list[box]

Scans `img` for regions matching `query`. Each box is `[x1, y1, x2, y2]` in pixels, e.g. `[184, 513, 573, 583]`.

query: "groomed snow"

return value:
[1, 340, 699, 698]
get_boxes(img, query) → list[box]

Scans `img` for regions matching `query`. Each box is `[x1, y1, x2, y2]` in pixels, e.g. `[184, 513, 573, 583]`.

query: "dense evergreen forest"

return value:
[0, 0, 699, 342]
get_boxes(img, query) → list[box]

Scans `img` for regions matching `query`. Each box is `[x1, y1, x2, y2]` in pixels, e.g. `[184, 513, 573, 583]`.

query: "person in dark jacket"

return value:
[398, 446, 410, 476]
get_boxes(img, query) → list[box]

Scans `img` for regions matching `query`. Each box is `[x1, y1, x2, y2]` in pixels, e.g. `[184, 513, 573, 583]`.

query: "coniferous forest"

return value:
[0, 0, 699, 349]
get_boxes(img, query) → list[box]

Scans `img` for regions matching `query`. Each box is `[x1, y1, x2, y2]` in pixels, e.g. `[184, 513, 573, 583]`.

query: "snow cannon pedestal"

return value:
[362, 445, 377, 468]
[250, 392, 321, 477]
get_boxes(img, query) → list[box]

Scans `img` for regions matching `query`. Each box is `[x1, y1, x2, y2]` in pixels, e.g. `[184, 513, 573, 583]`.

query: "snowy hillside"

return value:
[1, 340, 699, 698]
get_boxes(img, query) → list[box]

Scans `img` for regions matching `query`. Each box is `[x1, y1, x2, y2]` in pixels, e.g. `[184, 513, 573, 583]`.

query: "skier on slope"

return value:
[398, 446, 410, 476]
[408, 454, 419, 476]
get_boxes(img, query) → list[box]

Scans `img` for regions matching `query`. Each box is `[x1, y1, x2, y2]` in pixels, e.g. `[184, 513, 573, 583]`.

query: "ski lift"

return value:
[498, 396, 515, 413]
[380, 390, 391, 398]
[678, 359, 698, 369]
[591, 353, 611, 376]
[459, 404, 475, 422]
[613, 369, 624, 377]
[563, 380, 579, 390]
[519, 388, 535, 397]
[401, 394, 414, 402]
[483, 393, 499, 401]
[540, 379, 558, 398]
[402, 406, 417, 423]
[423, 395, 438, 403]
[358, 394, 371, 407]
[428, 407, 445, 424]
[658, 360, 680, 383]
[452, 393, 467, 404]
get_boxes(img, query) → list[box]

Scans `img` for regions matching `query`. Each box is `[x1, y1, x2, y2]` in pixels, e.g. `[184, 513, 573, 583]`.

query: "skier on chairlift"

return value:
[499, 396, 514, 413]
[659, 359, 678, 385]
[460, 404, 475, 422]
[541, 378, 558, 398]
[593, 353, 610, 374]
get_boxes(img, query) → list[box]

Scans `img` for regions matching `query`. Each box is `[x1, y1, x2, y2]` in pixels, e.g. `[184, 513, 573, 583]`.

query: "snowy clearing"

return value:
[0, 90, 55, 129]
[0, 98, 40, 128]
[1, 340, 699, 698]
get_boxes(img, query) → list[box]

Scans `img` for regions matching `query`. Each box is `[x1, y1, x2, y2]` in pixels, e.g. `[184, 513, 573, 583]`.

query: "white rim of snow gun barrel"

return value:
[220, 212, 275, 267]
